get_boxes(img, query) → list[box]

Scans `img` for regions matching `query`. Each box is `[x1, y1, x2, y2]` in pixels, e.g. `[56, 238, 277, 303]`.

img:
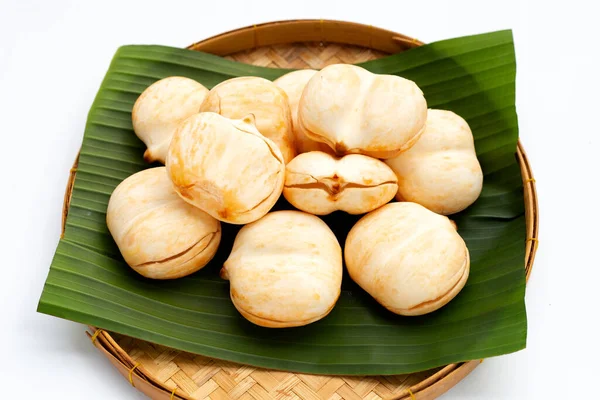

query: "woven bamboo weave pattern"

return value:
[115, 333, 438, 400]
[224, 42, 388, 69]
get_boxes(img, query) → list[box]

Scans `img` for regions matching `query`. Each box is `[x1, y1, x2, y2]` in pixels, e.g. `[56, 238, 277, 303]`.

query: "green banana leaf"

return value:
[38, 29, 527, 375]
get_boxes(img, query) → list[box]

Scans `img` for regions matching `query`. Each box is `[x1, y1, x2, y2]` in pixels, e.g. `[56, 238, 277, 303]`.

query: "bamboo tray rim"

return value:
[187, 19, 425, 55]
[60, 19, 538, 400]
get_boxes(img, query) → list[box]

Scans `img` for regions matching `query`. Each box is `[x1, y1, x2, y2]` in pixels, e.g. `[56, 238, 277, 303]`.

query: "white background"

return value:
[1, 0, 598, 398]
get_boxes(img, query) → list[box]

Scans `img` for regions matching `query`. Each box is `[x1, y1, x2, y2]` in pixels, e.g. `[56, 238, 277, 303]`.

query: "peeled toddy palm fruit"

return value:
[199, 76, 296, 163]
[385, 109, 483, 215]
[166, 112, 285, 224]
[222, 210, 343, 328]
[274, 70, 330, 154]
[106, 167, 221, 279]
[345, 202, 469, 316]
[284, 151, 397, 215]
[298, 64, 427, 158]
[132, 77, 208, 164]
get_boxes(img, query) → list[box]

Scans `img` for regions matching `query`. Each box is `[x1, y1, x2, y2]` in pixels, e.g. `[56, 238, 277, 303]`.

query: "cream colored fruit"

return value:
[199, 76, 296, 163]
[385, 109, 483, 215]
[298, 64, 427, 158]
[284, 151, 397, 215]
[166, 112, 285, 224]
[132, 77, 208, 164]
[273, 70, 330, 154]
[345, 202, 469, 316]
[222, 211, 343, 328]
[106, 167, 221, 279]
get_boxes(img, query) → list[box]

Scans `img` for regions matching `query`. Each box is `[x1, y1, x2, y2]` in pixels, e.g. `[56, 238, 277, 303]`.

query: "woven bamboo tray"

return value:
[62, 20, 539, 400]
